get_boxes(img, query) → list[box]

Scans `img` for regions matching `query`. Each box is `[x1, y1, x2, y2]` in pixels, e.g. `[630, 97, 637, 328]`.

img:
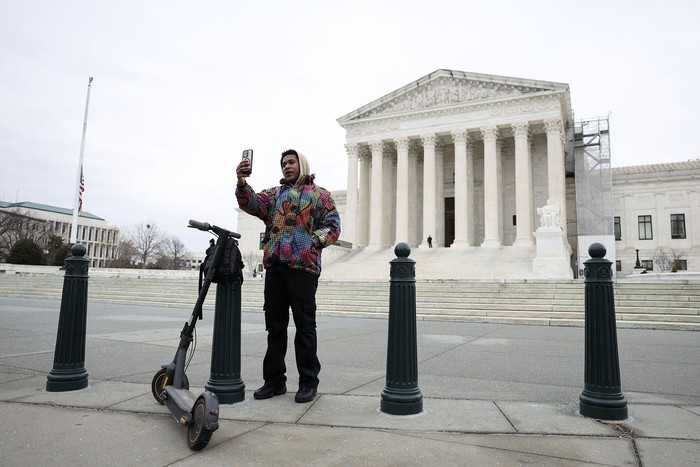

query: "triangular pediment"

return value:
[337, 69, 569, 124]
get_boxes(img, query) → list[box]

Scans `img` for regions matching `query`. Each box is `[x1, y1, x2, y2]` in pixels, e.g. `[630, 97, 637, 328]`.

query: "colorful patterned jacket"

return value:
[235, 174, 341, 275]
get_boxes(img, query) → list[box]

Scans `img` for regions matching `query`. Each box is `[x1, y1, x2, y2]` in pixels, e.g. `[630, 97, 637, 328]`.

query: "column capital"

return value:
[345, 143, 360, 158]
[358, 145, 372, 161]
[369, 140, 384, 153]
[543, 118, 564, 136]
[435, 139, 447, 154]
[451, 129, 470, 144]
[511, 121, 530, 139]
[420, 134, 437, 147]
[393, 136, 410, 151]
[480, 126, 500, 142]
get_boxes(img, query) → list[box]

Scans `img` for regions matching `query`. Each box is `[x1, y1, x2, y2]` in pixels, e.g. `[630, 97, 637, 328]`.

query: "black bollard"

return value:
[205, 280, 245, 403]
[579, 243, 628, 420]
[381, 242, 423, 415]
[46, 244, 90, 392]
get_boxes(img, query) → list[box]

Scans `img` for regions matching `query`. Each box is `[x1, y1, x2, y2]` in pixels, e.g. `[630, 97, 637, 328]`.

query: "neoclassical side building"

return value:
[0, 201, 120, 268]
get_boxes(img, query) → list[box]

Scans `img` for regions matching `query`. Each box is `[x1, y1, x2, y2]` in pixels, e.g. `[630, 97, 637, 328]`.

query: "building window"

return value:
[641, 260, 653, 271]
[615, 260, 622, 271]
[259, 233, 265, 250]
[674, 259, 688, 271]
[614, 217, 621, 241]
[671, 214, 686, 239]
[638, 215, 653, 240]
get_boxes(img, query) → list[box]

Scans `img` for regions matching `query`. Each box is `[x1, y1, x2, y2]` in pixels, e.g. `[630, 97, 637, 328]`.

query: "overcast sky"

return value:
[1, 0, 698, 252]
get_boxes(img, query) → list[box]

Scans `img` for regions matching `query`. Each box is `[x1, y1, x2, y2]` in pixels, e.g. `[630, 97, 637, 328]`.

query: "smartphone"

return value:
[242, 149, 253, 176]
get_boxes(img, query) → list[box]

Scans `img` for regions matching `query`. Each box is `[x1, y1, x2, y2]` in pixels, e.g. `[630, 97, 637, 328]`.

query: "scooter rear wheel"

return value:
[187, 398, 213, 451]
[151, 368, 190, 404]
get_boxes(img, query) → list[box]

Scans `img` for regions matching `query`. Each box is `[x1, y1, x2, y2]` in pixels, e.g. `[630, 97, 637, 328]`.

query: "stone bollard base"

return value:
[205, 378, 245, 404]
[380, 389, 423, 416]
[579, 390, 628, 420]
[46, 368, 89, 392]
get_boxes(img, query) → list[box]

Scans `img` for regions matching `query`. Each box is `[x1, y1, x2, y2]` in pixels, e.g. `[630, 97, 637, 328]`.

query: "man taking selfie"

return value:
[235, 149, 340, 403]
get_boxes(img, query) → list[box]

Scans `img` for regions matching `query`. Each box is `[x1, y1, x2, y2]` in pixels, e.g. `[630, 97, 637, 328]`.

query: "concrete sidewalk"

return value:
[1, 297, 698, 466]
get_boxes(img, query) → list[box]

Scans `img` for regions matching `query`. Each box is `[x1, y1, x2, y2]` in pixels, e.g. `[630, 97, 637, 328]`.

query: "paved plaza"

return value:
[0, 296, 698, 465]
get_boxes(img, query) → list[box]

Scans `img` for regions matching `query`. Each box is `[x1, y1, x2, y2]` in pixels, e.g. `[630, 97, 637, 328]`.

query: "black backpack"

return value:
[199, 237, 244, 290]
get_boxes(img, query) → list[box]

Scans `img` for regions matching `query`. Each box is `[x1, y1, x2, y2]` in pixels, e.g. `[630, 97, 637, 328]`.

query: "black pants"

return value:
[263, 264, 320, 389]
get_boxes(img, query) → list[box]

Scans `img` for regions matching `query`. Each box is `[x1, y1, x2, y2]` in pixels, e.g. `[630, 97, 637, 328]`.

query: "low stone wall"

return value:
[619, 271, 700, 283]
[0, 263, 198, 279]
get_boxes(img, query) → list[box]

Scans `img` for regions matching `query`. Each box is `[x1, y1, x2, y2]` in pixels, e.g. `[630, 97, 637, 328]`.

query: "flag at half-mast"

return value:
[78, 166, 85, 214]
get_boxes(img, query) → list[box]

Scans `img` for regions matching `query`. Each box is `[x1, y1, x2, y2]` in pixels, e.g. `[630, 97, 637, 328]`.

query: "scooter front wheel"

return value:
[151, 368, 190, 404]
[188, 398, 214, 451]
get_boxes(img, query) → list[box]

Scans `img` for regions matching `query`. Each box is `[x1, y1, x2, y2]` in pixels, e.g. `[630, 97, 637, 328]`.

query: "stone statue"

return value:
[537, 199, 561, 230]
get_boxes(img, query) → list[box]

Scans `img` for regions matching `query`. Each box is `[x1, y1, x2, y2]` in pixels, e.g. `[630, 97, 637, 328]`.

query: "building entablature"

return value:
[612, 161, 700, 185]
[338, 69, 571, 144]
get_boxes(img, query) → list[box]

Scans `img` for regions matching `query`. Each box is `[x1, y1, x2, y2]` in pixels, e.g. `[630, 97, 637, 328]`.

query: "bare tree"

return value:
[131, 221, 165, 269]
[242, 250, 262, 276]
[160, 236, 188, 270]
[671, 248, 687, 272]
[653, 248, 673, 272]
[107, 238, 139, 268]
[652, 247, 686, 272]
[0, 207, 50, 262]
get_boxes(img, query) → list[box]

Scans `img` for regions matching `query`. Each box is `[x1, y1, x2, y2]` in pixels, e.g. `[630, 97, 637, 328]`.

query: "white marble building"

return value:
[611, 161, 700, 275]
[235, 70, 699, 279]
[338, 69, 572, 252]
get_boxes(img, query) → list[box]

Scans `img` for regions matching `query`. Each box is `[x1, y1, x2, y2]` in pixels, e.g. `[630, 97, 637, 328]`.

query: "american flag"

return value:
[78, 166, 85, 214]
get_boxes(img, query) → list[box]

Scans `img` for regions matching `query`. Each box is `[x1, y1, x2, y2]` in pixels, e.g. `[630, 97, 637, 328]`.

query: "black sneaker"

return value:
[253, 383, 287, 400]
[295, 386, 317, 403]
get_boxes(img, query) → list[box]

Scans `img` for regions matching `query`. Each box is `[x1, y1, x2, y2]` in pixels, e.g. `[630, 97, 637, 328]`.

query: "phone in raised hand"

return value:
[241, 149, 253, 176]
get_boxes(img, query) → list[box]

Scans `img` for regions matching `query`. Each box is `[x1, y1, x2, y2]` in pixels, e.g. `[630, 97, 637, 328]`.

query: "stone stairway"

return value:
[0, 273, 698, 330]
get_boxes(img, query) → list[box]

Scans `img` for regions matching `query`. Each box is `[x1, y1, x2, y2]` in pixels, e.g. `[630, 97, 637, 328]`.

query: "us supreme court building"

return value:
[338, 69, 572, 251]
[237, 69, 699, 280]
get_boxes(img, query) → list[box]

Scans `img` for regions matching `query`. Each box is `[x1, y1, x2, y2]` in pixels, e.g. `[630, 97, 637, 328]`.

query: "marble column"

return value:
[357, 148, 371, 247]
[385, 152, 397, 246]
[481, 126, 502, 247]
[466, 139, 475, 245]
[436, 141, 445, 247]
[690, 190, 700, 250]
[451, 130, 471, 247]
[409, 145, 422, 247]
[344, 143, 359, 246]
[512, 122, 534, 246]
[654, 192, 665, 240]
[368, 140, 385, 249]
[420, 134, 437, 248]
[544, 118, 567, 233]
[395, 137, 410, 245]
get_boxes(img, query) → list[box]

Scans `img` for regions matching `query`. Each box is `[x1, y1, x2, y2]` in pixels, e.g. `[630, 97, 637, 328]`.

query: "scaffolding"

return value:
[574, 116, 615, 273]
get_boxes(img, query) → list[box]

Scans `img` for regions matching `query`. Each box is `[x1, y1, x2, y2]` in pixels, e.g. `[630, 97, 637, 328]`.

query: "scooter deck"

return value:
[164, 386, 197, 425]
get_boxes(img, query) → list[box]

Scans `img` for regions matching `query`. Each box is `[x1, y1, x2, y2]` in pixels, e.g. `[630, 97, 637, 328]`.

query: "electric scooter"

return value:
[151, 219, 241, 451]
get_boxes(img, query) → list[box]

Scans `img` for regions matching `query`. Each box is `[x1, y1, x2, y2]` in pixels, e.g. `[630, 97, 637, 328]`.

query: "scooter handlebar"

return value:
[188, 219, 241, 239]
[188, 219, 211, 231]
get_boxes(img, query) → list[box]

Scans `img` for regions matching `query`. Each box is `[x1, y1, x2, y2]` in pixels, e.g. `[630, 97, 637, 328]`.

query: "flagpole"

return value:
[70, 77, 93, 244]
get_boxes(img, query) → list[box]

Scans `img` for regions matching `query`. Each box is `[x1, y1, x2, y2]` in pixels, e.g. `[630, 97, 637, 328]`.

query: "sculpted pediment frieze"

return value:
[338, 70, 568, 124]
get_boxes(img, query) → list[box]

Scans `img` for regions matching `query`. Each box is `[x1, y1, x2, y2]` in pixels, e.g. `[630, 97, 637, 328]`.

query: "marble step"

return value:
[1, 274, 698, 330]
